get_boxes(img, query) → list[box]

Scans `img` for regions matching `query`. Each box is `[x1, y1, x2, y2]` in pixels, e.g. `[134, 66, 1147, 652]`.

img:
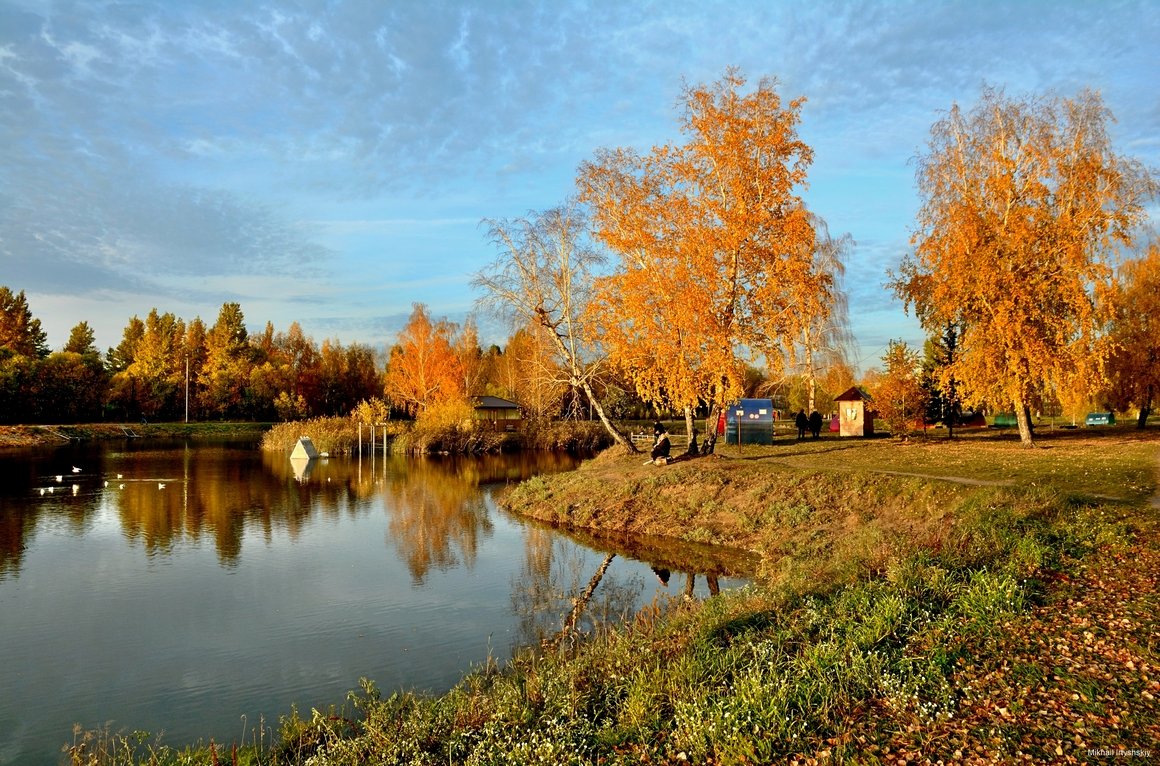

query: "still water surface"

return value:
[0, 439, 752, 765]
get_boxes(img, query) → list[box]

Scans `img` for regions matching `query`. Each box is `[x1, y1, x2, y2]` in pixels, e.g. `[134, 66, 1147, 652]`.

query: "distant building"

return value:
[473, 396, 522, 431]
[834, 387, 875, 437]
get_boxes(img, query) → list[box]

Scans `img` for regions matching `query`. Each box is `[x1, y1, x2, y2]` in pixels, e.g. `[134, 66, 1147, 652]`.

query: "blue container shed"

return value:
[724, 399, 776, 445]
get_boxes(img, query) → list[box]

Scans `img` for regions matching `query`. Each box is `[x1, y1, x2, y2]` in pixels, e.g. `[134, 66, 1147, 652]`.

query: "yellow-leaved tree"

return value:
[1106, 241, 1160, 428]
[577, 69, 831, 449]
[891, 87, 1154, 446]
[490, 325, 568, 421]
[871, 340, 925, 438]
[788, 214, 854, 414]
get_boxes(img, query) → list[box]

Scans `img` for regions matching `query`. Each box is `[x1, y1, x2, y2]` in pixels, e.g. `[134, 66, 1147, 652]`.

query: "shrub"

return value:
[399, 400, 506, 455]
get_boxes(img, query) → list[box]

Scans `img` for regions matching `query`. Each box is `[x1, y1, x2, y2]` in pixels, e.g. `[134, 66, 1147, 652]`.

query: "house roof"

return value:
[834, 386, 872, 402]
[473, 395, 520, 410]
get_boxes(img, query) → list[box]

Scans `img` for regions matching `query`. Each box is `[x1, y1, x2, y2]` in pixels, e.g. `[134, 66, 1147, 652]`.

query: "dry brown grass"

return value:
[503, 427, 1160, 588]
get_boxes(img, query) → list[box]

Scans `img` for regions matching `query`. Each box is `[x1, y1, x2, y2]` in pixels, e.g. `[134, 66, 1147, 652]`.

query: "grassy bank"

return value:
[0, 421, 269, 448]
[67, 431, 1159, 764]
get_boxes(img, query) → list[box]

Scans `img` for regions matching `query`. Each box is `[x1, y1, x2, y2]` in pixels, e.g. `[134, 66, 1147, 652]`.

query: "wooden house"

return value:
[473, 396, 522, 431]
[834, 386, 875, 437]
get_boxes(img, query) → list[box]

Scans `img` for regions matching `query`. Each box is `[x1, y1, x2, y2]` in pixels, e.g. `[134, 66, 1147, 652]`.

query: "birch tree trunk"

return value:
[1014, 399, 1035, 447]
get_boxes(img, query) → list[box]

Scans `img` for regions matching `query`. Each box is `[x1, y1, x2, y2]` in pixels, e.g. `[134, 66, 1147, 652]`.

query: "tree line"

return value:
[0, 286, 716, 426]
[0, 280, 856, 428]
[3, 71, 1156, 444]
[0, 294, 380, 424]
[474, 72, 1157, 449]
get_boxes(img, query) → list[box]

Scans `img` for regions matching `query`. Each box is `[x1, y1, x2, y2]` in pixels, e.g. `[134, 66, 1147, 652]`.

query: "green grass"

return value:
[713, 424, 1160, 503]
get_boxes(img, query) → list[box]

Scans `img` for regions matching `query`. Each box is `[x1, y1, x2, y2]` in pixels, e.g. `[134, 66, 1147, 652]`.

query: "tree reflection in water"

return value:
[512, 531, 645, 649]
[379, 457, 493, 583]
[0, 444, 586, 577]
[512, 524, 755, 650]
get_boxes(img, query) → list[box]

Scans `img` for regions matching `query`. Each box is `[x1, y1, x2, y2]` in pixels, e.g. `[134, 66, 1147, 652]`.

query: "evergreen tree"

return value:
[200, 302, 254, 418]
[0, 287, 49, 359]
[64, 321, 99, 357]
[920, 322, 962, 436]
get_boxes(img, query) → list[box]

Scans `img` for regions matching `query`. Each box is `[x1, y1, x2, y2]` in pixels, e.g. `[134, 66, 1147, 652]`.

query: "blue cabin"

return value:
[724, 399, 776, 445]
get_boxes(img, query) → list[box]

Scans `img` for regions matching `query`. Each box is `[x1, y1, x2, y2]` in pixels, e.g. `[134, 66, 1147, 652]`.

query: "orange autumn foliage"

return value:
[577, 69, 830, 427]
[892, 87, 1154, 446]
[1106, 241, 1160, 427]
[384, 303, 465, 416]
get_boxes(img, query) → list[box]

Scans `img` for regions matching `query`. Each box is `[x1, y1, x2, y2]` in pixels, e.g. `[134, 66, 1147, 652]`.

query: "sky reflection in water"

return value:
[0, 440, 752, 765]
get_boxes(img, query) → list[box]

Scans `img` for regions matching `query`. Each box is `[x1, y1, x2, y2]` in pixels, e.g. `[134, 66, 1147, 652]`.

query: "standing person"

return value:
[795, 410, 808, 440]
[809, 410, 823, 438]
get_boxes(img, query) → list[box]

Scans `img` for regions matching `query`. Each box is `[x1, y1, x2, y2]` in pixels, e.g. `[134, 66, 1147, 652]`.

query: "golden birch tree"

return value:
[1106, 241, 1160, 428]
[577, 69, 825, 446]
[891, 87, 1154, 446]
[454, 317, 488, 399]
[491, 325, 568, 420]
[788, 215, 854, 413]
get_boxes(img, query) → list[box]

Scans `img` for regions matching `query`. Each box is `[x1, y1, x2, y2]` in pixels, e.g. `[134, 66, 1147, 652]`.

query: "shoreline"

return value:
[0, 421, 271, 449]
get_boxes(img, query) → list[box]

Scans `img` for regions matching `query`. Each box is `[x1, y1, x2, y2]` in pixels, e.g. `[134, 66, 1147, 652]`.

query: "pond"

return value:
[0, 439, 753, 765]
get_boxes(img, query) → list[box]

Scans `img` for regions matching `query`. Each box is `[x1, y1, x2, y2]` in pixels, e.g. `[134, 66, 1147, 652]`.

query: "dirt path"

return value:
[770, 455, 1017, 489]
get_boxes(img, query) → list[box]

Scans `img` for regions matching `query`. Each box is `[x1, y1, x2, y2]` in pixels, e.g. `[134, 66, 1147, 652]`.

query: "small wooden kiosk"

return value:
[834, 386, 875, 437]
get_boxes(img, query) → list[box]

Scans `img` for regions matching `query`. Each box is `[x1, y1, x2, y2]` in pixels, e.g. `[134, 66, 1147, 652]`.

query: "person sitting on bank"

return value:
[649, 422, 671, 463]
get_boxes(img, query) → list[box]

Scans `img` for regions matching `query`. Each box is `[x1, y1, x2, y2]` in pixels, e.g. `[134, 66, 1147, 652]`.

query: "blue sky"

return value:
[2, 0, 1157, 372]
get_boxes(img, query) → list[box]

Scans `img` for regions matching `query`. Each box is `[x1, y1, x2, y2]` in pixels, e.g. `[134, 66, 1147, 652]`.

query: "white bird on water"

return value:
[158, 482, 166, 489]
[116, 473, 123, 479]
[54, 475, 63, 483]
[72, 466, 81, 473]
